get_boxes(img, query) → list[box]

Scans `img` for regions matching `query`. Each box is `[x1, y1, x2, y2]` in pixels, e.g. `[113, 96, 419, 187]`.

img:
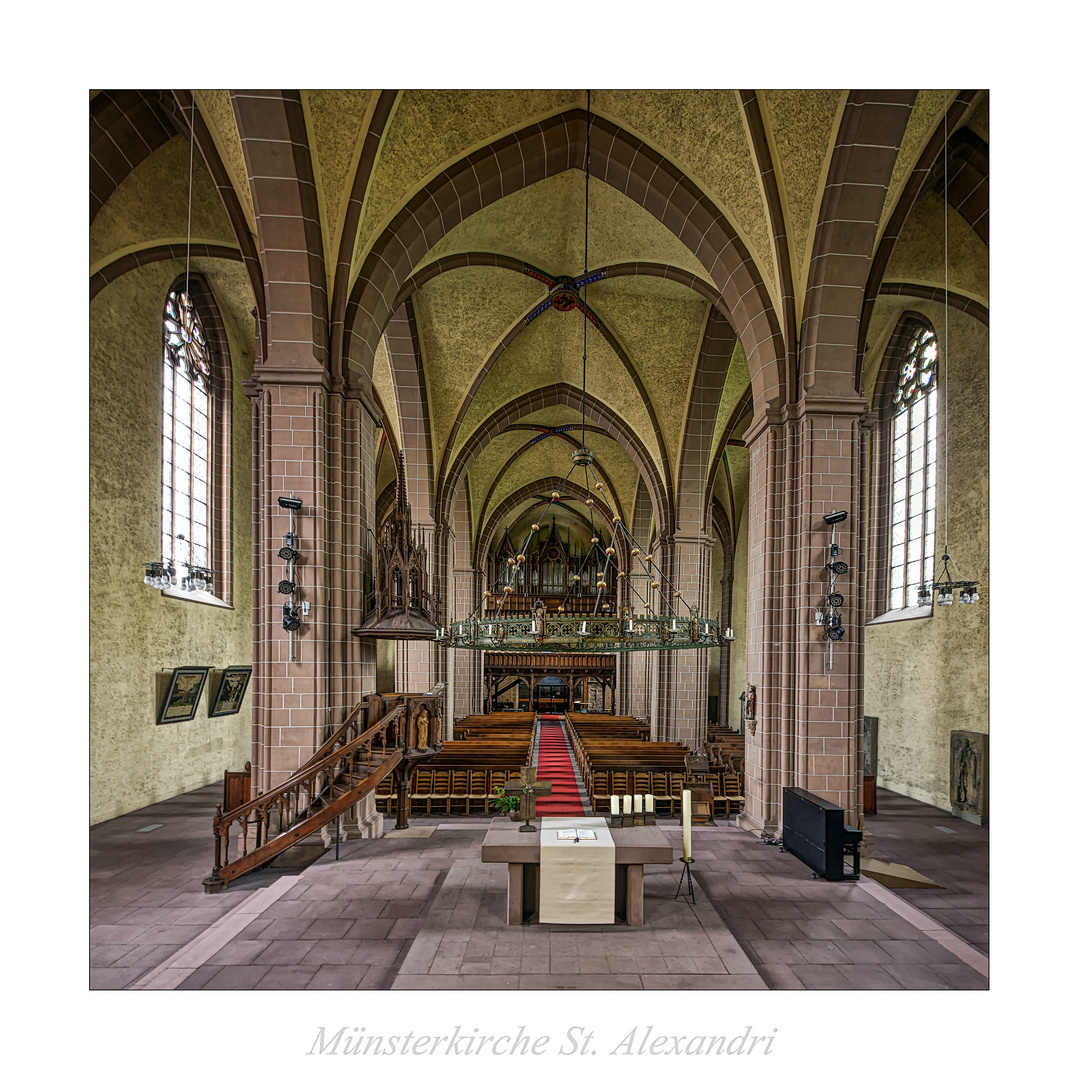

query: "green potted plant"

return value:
[491, 787, 521, 821]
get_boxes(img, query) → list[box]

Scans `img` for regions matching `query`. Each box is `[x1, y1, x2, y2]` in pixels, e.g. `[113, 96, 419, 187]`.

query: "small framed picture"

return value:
[158, 667, 210, 724]
[209, 665, 253, 717]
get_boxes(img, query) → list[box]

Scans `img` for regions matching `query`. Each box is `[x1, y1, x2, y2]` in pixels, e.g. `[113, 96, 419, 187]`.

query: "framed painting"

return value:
[209, 665, 253, 717]
[157, 667, 210, 724]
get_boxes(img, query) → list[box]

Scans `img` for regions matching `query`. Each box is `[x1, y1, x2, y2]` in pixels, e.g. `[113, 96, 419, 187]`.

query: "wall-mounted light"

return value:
[275, 494, 304, 661]
[822, 512, 849, 668]
[277, 533, 298, 562]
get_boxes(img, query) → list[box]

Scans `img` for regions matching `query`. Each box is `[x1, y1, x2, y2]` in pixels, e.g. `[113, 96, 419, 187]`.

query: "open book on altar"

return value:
[556, 828, 598, 841]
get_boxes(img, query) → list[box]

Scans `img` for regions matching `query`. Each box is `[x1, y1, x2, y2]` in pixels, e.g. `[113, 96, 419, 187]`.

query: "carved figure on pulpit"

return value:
[416, 709, 429, 750]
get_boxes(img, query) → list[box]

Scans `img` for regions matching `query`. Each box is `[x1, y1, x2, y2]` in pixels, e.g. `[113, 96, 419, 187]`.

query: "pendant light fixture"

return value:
[439, 92, 731, 655]
[921, 91, 980, 610]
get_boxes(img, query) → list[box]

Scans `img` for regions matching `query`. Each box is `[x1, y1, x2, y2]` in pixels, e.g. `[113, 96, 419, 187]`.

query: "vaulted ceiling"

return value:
[90, 89, 989, 565]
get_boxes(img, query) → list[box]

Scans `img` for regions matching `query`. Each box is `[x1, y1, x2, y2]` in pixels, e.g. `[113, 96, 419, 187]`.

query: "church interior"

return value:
[89, 87, 990, 1000]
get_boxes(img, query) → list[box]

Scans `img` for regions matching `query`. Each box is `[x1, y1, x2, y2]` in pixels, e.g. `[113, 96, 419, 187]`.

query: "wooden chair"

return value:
[611, 770, 629, 797]
[669, 773, 684, 813]
[467, 769, 490, 815]
[448, 769, 470, 815]
[717, 772, 743, 819]
[428, 769, 451, 814]
[377, 774, 397, 813]
[411, 769, 432, 814]
[651, 770, 672, 815]
[592, 770, 610, 798]
[633, 771, 652, 797]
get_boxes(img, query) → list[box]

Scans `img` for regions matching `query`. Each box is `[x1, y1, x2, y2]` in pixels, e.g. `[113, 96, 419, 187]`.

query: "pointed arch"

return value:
[854, 90, 981, 394]
[438, 382, 670, 540]
[342, 109, 783, 415]
[800, 91, 919, 399]
[675, 308, 739, 534]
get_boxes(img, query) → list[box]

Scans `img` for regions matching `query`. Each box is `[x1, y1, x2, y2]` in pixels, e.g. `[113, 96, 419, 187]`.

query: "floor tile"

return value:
[91, 783, 987, 993]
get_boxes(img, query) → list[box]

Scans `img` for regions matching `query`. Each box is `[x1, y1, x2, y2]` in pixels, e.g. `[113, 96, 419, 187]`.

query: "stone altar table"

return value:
[481, 816, 674, 925]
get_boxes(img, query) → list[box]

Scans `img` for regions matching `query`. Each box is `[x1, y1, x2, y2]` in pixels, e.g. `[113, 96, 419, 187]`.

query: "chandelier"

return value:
[439, 93, 732, 656]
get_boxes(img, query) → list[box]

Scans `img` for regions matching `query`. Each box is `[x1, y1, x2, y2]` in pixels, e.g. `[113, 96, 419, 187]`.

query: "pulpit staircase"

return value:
[203, 698, 408, 892]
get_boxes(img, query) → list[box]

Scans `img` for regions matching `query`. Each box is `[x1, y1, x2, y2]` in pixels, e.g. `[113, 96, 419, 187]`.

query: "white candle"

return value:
[610, 796, 619, 816]
[682, 790, 692, 859]
[623, 794, 631, 814]
[634, 795, 643, 813]
[644, 794, 654, 812]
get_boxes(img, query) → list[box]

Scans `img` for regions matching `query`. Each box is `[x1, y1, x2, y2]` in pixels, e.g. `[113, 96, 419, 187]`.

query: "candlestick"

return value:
[644, 794, 654, 812]
[623, 794, 631, 815]
[682, 789, 692, 859]
[610, 796, 618, 816]
[633, 794, 643, 813]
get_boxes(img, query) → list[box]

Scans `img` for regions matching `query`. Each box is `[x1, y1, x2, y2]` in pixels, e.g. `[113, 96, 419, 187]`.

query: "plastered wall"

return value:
[864, 308, 988, 810]
[90, 262, 254, 825]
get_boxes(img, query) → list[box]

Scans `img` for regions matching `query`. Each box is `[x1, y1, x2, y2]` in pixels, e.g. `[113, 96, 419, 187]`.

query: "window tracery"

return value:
[162, 289, 211, 582]
[888, 325, 938, 610]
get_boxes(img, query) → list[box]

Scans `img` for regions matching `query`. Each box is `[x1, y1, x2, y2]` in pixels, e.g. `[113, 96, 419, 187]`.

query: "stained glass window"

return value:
[162, 289, 211, 580]
[889, 326, 938, 609]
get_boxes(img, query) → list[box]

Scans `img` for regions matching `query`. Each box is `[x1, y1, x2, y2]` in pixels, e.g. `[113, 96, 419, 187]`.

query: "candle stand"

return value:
[675, 856, 696, 904]
[607, 811, 656, 828]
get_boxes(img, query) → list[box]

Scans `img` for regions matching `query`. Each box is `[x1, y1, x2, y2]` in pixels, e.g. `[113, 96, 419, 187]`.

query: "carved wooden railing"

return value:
[202, 703, 406, 892]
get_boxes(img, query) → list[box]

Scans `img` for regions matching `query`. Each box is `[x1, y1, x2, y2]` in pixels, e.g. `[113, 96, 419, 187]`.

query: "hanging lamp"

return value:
[143, 97, 213, 595]
[921, 90, 981, 610]
[439, 92, 732, 655]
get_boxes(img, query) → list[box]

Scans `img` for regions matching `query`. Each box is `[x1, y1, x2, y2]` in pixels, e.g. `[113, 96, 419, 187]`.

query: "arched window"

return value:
[888, 325, 939, 609]
[162, 288, 214, 593]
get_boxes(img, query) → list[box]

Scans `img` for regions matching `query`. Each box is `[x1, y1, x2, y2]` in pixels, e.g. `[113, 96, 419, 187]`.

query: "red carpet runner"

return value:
[534, 716, 585, 817]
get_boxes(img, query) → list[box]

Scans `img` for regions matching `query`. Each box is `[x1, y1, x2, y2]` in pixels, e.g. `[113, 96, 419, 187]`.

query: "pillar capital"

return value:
[743, 392, 869, 447]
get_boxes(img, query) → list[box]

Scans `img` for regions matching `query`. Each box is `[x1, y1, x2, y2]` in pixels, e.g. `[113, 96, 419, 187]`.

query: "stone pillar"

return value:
[622, 562, 655, 720]
[246, 372, 378, 807]
[738, 399, 866, 837]
[652, 533, 713, 748]
[452, 568, 483, 722]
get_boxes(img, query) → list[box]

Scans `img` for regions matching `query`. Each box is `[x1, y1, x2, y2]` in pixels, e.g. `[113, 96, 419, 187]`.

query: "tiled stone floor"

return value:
[90, 784, 987, 990]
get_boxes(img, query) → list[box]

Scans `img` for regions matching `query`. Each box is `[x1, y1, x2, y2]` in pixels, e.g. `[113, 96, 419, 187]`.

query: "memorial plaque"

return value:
[863, 716, 878, 776]
[950, 730, 987, 825]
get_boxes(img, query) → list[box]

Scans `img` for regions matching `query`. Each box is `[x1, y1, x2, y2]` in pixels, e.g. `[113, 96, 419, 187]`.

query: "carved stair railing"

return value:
[202, 702, 406, 892]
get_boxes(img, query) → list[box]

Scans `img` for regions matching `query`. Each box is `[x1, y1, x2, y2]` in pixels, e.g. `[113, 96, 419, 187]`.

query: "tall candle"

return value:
[610, 796, 619, 816]
[623, 795, 632, 815]
[644, 794, 654, 812]
[633, 794, 643, 813]
[682, 790, 692, 859]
